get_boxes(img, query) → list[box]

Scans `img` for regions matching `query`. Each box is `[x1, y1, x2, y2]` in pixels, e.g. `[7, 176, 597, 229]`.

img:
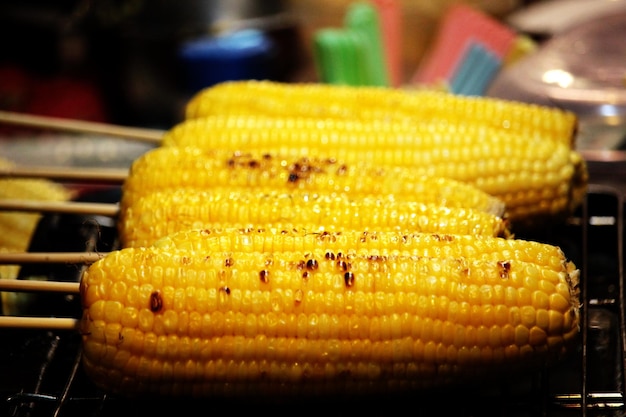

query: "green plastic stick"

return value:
[345, 2, 389, 86]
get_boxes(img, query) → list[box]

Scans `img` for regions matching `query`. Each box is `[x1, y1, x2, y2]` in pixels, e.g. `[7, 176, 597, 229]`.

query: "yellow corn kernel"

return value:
[184, 80, 578, 146]
[161, 115, 588, 227]
[122, 147, 505, 218]
[80, 227, 579, 397]
[118, 188, 509, 248]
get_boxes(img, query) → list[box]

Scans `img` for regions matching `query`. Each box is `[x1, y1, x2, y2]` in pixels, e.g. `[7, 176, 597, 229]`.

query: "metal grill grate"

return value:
[0, 185, 624, 417]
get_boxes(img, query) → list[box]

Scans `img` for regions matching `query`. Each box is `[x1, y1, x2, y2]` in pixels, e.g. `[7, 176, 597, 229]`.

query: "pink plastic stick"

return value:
[373, 0, 402, 87]
[412, 3, 516, 85]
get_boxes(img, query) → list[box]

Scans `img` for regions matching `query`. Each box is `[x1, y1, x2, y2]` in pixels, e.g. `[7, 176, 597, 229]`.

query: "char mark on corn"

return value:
[118, 189, 510, 248]
[80, 227, 580, 398]
[160, 114, 587, 227]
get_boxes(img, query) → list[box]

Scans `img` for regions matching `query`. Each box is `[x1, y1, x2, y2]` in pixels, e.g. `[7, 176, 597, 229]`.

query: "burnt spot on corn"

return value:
[344, 271, 355, 287]
[259, 270, 270, 283]
[220, 286, 231, 295]
[337, 260, 348, 272]
[498, 260, 511, 279]
[149, 290, 163, 313]
[226, 152, 268, 172]
[316, 231, 337, 243]
[306, 259, 319, 271]
[336, 164, 348, 175]
[225, 257, 234, 267]
[367, 232, 378, 241]
[325, 251, 336, 260]
[285, 157, 329, 184]
[432, 234, 455, 242]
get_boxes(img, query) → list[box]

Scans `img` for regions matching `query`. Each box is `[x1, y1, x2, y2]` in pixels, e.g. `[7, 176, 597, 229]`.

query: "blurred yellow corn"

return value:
[118, 188, 509, 248]
[161, 115, 588, 227]
[122, 147, 505, 218]
[184, 80, 578, 146]
[0, 157, 74, 315]
[80, 227, 580, 397]
[0, 157, 73, 279]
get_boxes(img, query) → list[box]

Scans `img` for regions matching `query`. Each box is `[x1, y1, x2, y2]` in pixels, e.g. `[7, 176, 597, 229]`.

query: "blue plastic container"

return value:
[179, 29, 273, 92]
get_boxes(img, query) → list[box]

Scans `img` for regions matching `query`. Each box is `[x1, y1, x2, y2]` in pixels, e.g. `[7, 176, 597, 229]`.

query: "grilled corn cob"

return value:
[161, 115, 588, 226]
[121, 147, 505, 218]
[184, 80, 578, 146]
[80, 227, 580, 397]
[119, 188, 509, 248]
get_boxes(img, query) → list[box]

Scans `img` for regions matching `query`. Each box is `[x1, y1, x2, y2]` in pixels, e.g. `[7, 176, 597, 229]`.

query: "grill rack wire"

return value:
[0, 112, 625, 416]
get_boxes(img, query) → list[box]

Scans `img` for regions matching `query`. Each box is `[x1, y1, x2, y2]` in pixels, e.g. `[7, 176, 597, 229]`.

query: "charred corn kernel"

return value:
[161, 115, 588, 226]
[122, 147, 506, 217]
[80, 227, 579, 397]
[118, 188, 509, 248]
[184, 80, 578, 145]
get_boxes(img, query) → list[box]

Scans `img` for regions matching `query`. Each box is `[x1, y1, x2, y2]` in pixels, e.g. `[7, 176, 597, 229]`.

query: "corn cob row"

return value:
[119, 188, 509, 248]
[80, 227, 579, 398]
[122, 147, 506, 218]
[184, 80, 578, 146]
[161, 115, 588, 226]
[155, 227, 564, 265]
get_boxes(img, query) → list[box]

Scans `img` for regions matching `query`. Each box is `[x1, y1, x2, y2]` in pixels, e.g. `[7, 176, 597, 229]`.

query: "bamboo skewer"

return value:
[0, 199, 119, 217]
[0, 112, 154, 332]
[0, 279, 80, 294]
[1, 316, 78, 332]
[0, 277, 80, 330]
[0, 272, 83, 330]
[0, 253, 88, 331]
[0, 316, 80, 330]
[0, 110, 164, 144]
[0, 165, 128, 184]
[0, 252, 107, 264]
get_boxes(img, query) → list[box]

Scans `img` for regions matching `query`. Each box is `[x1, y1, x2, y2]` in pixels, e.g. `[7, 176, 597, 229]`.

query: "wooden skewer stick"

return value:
[0, 316, 80, 330]
[0, 199, 119, 217]
[0, 252, 107, 265]
[0, 277, 81, 330]
[0, 278, 81, 330]
[0, 278, 80, 294]
[0, 110, 164, 144]
[0, 165, 128, 184]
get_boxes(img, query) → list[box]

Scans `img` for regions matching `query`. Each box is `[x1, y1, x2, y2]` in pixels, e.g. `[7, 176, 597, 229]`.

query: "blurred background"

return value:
[0, 0, 625, 148]
[0, 0, 532, 129]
